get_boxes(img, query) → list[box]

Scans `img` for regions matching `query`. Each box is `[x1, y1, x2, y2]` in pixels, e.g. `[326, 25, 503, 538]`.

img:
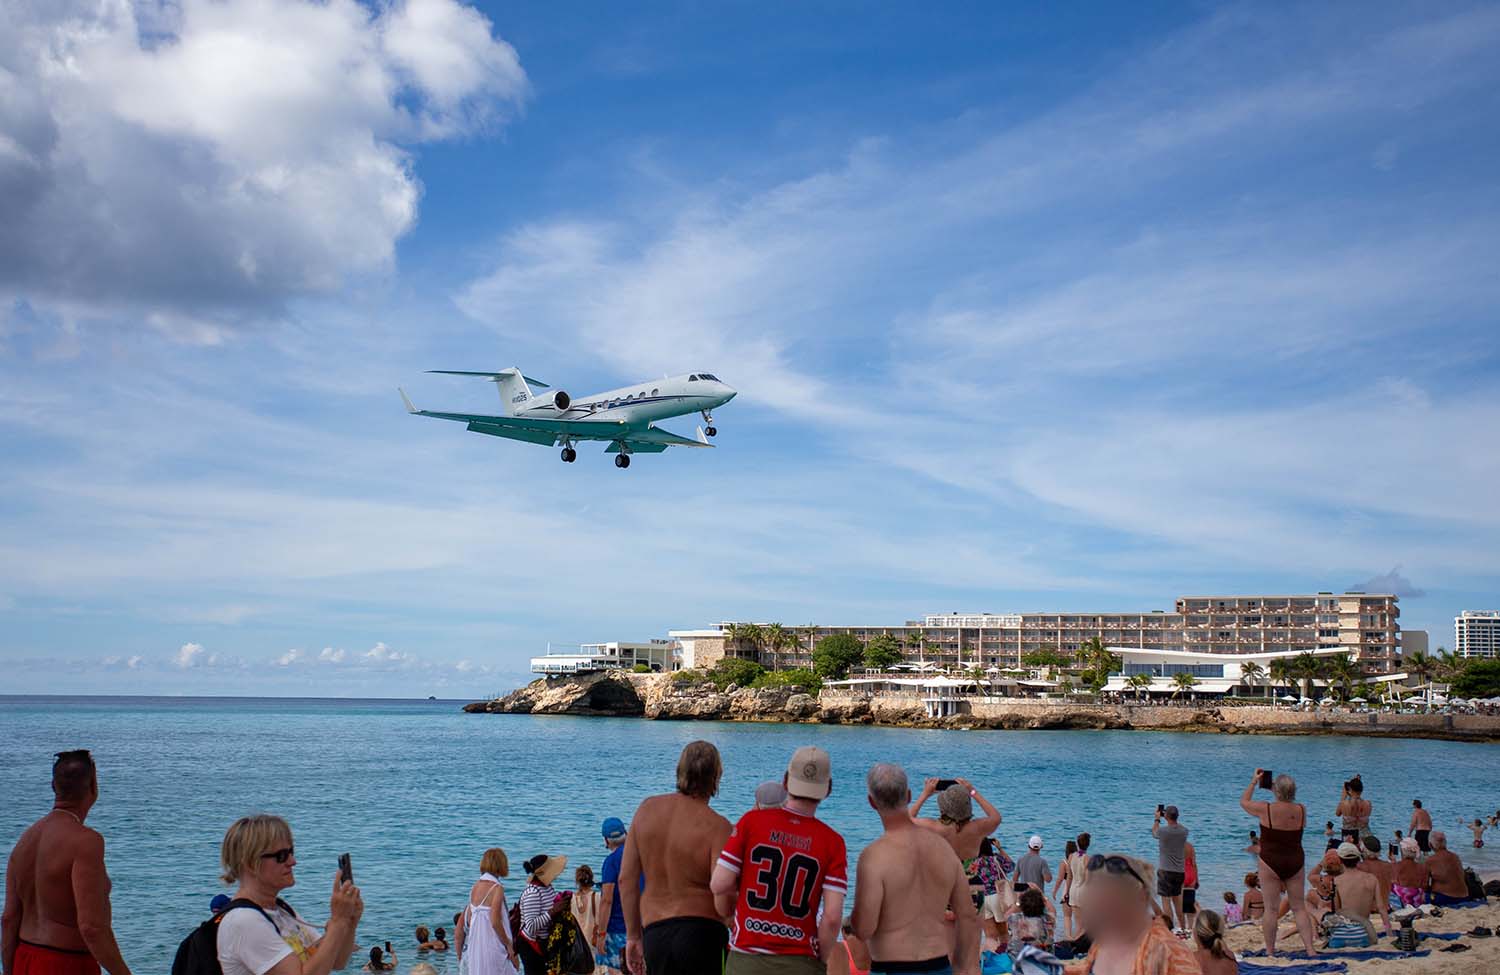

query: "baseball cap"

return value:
[1029, 835, 1043, 849]
[210, 894, 232, 914]
[755, 780, 789, 809]
[1337, 842, 1361, 860]
[601, 817, 626, 841]
[786, 746, 832, 800]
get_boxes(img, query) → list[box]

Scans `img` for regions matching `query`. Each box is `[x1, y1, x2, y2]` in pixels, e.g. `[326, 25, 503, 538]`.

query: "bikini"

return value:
[1258, 801, 1305, 882]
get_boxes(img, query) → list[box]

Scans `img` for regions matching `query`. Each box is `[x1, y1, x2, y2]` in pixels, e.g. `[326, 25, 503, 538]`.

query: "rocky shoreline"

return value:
[465, 671, 1500, 742]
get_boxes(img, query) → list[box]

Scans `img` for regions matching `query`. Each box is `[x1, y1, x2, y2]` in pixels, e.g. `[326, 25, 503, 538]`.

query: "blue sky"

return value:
[2, 0, 1497, 696]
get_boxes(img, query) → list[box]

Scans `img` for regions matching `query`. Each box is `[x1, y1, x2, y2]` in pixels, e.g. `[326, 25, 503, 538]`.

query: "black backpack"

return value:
[1465, 868, 1488, 902]
[171, 899, 294, 975]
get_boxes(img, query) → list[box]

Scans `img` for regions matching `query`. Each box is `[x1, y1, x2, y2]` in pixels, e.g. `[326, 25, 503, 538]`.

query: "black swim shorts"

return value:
[1157, 870, 1185, 898]
[1415, 830, 1431, 852]
[1182, 888, 1197, 913]
[643, 917, 727, 975]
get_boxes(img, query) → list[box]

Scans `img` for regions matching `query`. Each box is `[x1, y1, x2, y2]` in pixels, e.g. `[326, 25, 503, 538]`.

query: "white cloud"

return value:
[174, 642, 207, 668]
[0, 0, 526, 334]
[318, 647, 347, 664]
[275, 648, 304, 666]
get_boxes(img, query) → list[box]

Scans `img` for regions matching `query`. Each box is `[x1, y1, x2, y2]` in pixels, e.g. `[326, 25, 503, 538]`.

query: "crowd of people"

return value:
[2, 748, 1491, 975]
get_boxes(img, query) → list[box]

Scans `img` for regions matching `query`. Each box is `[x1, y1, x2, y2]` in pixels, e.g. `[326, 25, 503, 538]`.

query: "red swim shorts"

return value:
[14, 941, 101, 975]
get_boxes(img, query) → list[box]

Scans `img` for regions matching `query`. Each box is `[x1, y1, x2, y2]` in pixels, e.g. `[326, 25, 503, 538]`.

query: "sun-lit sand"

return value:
[1224, 899, 1498, 973]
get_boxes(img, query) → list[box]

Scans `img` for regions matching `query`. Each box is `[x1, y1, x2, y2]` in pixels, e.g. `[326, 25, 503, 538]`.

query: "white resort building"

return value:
[529, 640, 679, 675]
[1456, 611, 1500, 659]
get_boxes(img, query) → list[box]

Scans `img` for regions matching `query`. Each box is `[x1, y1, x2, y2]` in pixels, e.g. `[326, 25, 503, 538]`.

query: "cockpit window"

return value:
[688, 374, 699, 381]
[700, 373, 719, 381]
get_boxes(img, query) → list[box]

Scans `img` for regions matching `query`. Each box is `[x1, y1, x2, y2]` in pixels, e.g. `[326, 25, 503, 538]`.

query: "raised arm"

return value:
[1240, 770, 1266, 817]
[72, 832, 132, 975]
[909, 777, 939, 819]
[957, 778, 1002, 834]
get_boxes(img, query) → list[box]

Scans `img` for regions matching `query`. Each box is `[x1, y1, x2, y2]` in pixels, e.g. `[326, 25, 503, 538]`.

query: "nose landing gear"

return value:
[701, 410, 717, 437]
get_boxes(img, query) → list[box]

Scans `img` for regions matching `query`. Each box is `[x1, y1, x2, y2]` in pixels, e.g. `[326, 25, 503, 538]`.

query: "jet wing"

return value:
[623, 425, 714, 448]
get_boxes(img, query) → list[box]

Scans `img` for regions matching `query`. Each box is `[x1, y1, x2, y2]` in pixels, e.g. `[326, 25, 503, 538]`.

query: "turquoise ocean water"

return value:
[2, 696, 1497, 973]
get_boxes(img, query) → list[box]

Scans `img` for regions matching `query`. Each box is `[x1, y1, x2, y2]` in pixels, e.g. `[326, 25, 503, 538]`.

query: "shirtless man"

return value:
[1354, 836, 1393, 938]
[852, 764, 978, 975]
[1424, 832, 1471, 906]
[2, 750, 133, 975]
[1330, 844, 1383, 946]
[1409, 800, 1433, 854]
[622, 740, 732, 975]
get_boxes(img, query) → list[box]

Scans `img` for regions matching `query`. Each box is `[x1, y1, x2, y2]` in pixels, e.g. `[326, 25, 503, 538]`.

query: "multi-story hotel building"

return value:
[1455, 611, 1500, 659]
[670, 592, 1403, 674]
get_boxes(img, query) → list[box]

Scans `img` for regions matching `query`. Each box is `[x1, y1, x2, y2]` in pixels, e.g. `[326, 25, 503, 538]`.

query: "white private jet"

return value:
[399, 368, 736, 468]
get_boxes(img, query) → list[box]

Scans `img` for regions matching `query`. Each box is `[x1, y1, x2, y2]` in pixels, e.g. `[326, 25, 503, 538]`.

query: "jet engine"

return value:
[530, 390, 570, 412]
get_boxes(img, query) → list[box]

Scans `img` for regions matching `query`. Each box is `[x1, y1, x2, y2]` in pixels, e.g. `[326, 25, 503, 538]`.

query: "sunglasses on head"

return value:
[1088, 854, 1147, 889]
[261, 847, 295, 864]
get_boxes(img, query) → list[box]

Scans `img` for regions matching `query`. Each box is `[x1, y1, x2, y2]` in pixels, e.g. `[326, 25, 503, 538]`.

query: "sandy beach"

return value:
[1224, 899, 1498, 974]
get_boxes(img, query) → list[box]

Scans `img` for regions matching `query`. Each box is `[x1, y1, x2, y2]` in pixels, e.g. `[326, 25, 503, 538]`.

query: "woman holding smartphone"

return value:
[1239, 770, 1317, 958]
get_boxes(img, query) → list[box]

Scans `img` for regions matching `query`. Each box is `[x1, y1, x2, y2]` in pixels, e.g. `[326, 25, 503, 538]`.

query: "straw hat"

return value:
[529, 854, 568, 885]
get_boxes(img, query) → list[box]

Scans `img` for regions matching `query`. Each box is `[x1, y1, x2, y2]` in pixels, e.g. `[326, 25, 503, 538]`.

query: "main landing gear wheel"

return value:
[705, 426, 717, 437]
[614, 454, 631, 468]
[560, 447, 577, 463]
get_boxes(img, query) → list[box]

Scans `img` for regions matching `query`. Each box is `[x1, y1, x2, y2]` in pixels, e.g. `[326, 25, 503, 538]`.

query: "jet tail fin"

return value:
[427, 367, 545, 416]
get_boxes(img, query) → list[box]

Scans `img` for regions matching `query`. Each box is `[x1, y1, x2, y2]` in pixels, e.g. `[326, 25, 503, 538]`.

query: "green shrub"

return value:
[631, 663, 651, 673]
[711, 657, 766, 690]
[751, 668, 824, 694]
[671, 669, 705, 682]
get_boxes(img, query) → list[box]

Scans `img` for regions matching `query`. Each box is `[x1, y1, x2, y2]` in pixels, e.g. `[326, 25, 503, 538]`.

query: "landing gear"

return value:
[701, 409, 717, 437]
[560, 447, 577, 463]
[614, 454, 631, 469]
[705, 425, 717, 437]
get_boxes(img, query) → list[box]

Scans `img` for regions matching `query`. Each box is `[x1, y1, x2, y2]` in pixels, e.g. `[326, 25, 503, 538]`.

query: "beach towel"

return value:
[1012, 945, 1064, 975]
[1242, 948, 1430, 962]
[1235, 957, 1344, 974]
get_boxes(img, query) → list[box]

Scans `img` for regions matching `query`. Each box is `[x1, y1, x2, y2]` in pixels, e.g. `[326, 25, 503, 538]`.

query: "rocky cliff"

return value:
[466, 674, 1500, 741]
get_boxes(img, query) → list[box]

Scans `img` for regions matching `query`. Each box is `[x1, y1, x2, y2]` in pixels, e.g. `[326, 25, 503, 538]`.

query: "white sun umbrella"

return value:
[1349, 697, 1367, 703]
[1280, 695, 1298, 702]
[1319, 697, 1336, 706]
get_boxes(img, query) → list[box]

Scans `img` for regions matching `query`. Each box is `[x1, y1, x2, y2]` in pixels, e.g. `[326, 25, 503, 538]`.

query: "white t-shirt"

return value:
[218, 902, 323, 975]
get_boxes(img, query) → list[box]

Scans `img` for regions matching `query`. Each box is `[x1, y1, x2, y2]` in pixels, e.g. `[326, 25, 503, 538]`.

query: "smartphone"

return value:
[935, 778, 959, 791]
[1157, 803, 1165, 816]
[1013, 881, 1028, 893]
[384, 942, 392, 955]
[1259, 769, 1273, 789]
[338, 853, 353, 885]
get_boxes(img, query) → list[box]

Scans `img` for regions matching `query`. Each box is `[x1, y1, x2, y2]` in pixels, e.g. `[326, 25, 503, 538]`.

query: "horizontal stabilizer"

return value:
[427, 369, 550, 388]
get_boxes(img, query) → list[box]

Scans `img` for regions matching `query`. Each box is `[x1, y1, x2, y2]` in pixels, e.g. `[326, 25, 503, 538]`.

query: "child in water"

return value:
[1468, 819, 1487, 848]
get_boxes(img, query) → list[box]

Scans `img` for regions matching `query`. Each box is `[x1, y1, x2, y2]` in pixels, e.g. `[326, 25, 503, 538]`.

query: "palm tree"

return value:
[1078, 637, 1120, 690]
[1127, 672, 1154, 701]
[1268, 658, 1293, 697]
[1240, 660, 1266, 699]
[1172, 671, 1200, 701]
[1293, 652, 1324, 700]
[1406, 650, 1435, 688]
[908, 629, 927, 669]
[764, 623, 790, 671]
[1435, 647, 1465, 682]
[732, 622, 765, 663]
[1326, 653, 1360, 701]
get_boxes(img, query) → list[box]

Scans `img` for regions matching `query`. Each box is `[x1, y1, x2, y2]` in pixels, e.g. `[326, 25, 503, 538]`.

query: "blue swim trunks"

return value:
[599, 931, 629, 971]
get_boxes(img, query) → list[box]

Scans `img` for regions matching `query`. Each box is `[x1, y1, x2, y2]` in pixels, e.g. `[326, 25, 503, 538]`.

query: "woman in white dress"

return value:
[457, 848, 520, 975]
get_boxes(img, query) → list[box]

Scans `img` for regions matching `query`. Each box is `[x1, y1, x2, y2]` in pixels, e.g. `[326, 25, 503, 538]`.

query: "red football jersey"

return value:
[717, 807, 848, 956]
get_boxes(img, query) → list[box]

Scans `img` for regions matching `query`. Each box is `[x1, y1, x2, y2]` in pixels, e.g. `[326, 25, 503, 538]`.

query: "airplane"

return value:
[399, 368, 736, 468]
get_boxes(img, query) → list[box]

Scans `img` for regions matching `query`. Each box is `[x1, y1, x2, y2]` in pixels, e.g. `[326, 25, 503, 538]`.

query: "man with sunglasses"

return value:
[2, 750, 133, 975]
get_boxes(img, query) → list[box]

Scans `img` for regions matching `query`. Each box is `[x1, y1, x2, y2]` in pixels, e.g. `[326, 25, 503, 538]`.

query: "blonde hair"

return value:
[220, 814, 293, 885]
[480, 848, 509, 877]
[1193, 910, 1233, 960]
